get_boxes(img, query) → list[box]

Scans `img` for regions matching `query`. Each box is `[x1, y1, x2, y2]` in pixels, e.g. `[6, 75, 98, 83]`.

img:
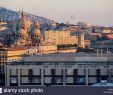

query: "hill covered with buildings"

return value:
[0, 7, 54, 24]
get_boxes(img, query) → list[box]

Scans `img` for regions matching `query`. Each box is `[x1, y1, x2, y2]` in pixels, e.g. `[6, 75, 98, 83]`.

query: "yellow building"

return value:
[84, 40, 91, 47]
[44, 30, 78, 45]
[77, 31, 85, 48]
[44, 30, 84, 48]
[39, 44, 57, 54]
[0, 47, 27, 65]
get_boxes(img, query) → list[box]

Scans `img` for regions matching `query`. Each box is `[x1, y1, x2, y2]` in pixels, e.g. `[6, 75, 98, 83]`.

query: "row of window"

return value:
[9, 69, 113, 76]
[10, 76, 113, 86]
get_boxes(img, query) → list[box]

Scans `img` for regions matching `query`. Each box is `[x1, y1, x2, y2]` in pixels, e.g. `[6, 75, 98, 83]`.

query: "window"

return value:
[32, 77, 41, 84]
[66, 77, 73, 83]
[77, 77, 85, 84]
[10, 77, 17, 84]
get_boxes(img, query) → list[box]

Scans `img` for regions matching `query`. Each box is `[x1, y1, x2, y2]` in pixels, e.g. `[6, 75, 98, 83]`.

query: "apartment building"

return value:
[44, 30, 79, 45]
[0, 47, 26, 65]
[39, 44, 57, 54]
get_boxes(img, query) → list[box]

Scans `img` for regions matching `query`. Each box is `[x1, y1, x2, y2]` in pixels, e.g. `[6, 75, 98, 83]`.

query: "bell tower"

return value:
[15, 10, 32, 46]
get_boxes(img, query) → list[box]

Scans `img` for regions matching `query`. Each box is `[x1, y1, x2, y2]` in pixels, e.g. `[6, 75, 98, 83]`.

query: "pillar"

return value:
[41, 69, 44, 85]
[63, 69, 66, 86]
[85, 69, 89, 86]
[5, 68, 10, 86]
[108, 69, 112, 83]
[17, 69, 21, 86]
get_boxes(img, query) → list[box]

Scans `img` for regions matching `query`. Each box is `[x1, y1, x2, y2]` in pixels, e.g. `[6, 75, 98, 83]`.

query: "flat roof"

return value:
[0, 47, 26, 51]
[7, 47, 26, 51]
[24, 53, 113, 63]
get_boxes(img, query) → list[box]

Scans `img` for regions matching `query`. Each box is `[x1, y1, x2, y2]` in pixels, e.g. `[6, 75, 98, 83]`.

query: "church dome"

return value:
[33, 29, 41, 36]
[20, 19, 31, 29]
[19, 28, 28, 36]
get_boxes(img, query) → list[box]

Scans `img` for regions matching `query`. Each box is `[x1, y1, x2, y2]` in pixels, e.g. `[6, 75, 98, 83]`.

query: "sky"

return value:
[0, 0, 113, 26]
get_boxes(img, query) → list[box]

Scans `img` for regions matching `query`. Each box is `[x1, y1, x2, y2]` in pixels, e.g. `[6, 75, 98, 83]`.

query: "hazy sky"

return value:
[0, 0, 113, 26]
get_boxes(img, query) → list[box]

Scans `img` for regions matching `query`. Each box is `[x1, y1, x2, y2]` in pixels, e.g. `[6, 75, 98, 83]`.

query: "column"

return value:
[6, 68, 10, 86]
[97, 49, 99, 57]
[18, 69, 21, 86]
[41, 69, 44, 85]
[51, 69, 56, 85]
[101, 49, 103, 57]
[63, 69, 66, 86]
[108, 69, 112, 83]
[73, 69, 78, 85]
[97, 69, 101, 83]
[5, 66, 7, 86]
[85, 69, 89, 86]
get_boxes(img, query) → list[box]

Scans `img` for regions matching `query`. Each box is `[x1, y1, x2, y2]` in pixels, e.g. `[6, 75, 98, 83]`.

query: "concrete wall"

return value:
[5, 64, 113, 86]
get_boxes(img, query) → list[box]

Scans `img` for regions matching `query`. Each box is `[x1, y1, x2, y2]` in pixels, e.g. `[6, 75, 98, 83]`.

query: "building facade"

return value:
[39, 44, 57, 54]
[0, 47, 26, 65]
[0, 20, 7, 31]
[84, 40, 91, 47]
[44, 30, 79, 45]
[5, 53, 113, 86]
[3, 11, 42, 47]
[5, 64, 113, 86]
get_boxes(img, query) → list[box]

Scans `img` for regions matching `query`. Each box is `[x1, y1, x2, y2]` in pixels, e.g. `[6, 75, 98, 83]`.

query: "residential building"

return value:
[44, 30, 84, 48]
[102, 33, 113, 39]
[0, 20, 8, 31]
[84, 40, 91, 47]
[102, 29, 112, 34]
[39, 44, 57, 54]
[0, 47, 26, 65]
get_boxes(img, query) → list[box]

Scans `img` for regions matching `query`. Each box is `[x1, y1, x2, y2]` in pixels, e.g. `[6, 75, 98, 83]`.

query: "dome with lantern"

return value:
[33, 28, 41, 37]
[21, 19, 31, 29]
[19, 28, 28, 36]
[33, 21, 41, 37]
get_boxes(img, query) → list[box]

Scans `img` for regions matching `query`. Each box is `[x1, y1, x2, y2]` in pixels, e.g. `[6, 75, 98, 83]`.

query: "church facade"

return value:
[3, 11, 42, 47]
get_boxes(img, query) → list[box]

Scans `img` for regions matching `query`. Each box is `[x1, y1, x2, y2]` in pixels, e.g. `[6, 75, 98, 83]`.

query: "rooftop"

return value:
[7, 47, 26, 51]
[24, 53, 113, 64]
[0, 47, 26, 51]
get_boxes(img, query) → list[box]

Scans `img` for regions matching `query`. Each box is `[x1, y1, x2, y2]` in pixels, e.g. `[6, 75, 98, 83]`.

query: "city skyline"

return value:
[0, 0, 113, 26]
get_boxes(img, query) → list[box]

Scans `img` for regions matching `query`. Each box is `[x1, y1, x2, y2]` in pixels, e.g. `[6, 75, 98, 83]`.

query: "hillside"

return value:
[0, 7, 54, 24]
